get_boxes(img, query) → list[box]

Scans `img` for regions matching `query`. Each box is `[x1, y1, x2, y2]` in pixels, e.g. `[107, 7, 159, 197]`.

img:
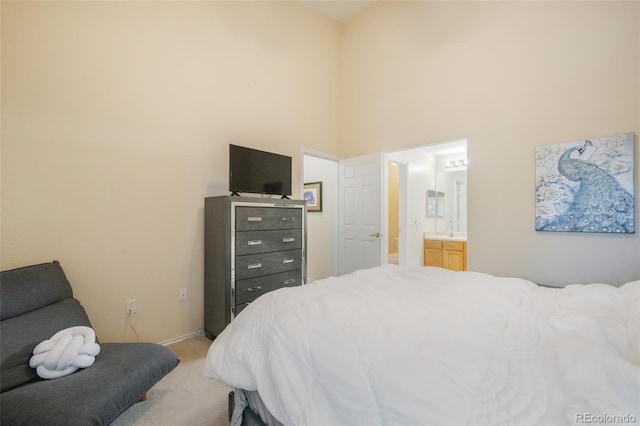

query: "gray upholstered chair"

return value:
[0, 261, 179, 425]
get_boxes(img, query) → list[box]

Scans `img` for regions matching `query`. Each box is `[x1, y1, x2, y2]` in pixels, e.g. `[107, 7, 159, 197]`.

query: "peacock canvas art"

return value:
[535, 132, 635, 234]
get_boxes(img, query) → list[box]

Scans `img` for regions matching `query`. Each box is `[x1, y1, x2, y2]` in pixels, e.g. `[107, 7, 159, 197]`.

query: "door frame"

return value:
[384, 155, 408, 266]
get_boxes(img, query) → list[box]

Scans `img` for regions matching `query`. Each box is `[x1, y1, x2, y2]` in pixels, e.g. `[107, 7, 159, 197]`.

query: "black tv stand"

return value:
[230, 192, 240, 196]
[281, 195, 290, 199]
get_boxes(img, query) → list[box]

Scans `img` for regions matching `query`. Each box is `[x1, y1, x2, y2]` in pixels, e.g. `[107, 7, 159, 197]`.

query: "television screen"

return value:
[229, 144, 292, 196]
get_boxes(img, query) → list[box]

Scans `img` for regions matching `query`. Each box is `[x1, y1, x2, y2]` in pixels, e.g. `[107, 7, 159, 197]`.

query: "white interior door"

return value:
[338, 152, 383, 275]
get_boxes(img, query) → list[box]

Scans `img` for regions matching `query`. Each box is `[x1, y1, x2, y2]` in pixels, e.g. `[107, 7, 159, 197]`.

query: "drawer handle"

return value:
[247, 217, 262, 222]
[247, 263, 262, 269]
[282, 279, 296, 286]
[282, 258, 294, 264]
[282, 237, 295, 243]
[281, 217, 295, 222]
[247, 240, 262, 246]
[247, 285, 263, 292]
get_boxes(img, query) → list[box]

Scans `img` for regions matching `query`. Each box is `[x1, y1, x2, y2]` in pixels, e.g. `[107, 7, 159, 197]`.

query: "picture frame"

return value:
[303, 182, 323, 212]
[535, 132, 634, 234]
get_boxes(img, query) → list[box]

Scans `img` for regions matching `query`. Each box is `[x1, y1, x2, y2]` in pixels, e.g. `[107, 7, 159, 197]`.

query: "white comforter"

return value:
[203, 265, 640, 426]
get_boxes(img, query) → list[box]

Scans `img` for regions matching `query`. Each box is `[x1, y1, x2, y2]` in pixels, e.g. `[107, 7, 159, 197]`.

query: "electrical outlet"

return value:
[126, 299, 137, 314]
[178, 288, 188, 301]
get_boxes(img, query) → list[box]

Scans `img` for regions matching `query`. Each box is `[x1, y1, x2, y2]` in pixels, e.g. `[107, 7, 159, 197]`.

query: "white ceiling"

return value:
[299, 0, 376, 22]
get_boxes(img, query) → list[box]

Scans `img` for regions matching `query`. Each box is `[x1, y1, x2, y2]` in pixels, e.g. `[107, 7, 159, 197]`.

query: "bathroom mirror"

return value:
[434, 170, 467, 234]
[426, 190, 445, 217]
[413, 139, 466, 238]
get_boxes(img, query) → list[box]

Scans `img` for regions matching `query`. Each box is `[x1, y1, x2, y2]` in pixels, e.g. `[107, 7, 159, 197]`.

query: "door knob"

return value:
[369, 232, 381, 238]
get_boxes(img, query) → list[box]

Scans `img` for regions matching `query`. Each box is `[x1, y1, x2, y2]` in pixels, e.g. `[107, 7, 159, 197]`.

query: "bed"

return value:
[203, 265, 640, 426]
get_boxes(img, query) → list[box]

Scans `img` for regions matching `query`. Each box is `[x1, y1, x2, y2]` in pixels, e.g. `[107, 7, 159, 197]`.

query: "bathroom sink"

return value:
[423, 232, 467, 241]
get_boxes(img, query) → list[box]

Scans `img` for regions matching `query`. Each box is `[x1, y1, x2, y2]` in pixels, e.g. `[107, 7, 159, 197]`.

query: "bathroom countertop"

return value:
[423, 233, 467, 242]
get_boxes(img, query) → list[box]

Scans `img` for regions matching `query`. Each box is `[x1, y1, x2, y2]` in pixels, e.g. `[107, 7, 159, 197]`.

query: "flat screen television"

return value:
[229, 144, 292, 197]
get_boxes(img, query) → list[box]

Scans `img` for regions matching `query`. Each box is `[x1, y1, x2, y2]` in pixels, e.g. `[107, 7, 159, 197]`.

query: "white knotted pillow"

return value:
[29, 326, 101, 379]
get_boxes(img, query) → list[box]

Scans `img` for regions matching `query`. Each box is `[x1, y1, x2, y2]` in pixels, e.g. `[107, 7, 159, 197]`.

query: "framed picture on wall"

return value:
[303, 182, 323, 212]
[535, 132, 634, 233]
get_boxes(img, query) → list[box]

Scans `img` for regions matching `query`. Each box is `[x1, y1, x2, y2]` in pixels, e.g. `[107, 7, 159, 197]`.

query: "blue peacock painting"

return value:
[536, 133, 635, 234]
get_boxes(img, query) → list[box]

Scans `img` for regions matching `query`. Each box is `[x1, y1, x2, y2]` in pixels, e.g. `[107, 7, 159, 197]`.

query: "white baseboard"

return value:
[159, 328, 205, 346]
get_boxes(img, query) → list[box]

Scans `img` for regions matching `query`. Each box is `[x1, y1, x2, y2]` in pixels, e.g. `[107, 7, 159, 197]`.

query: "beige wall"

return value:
[343, 1, 640, 285]
[1, 1, 342, 342]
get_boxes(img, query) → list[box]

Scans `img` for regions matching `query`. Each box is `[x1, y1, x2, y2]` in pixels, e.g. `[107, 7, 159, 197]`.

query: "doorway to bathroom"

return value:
[386, 160, 406, 265]
[385, 138, 467, 267]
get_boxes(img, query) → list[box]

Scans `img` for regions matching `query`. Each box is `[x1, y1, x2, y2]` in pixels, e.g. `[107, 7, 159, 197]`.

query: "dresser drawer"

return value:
[235, 302, 250, 316]
[235, 250, 302, 279]
[235, 270, 302, 305]
[236, 207, 302, 231]
[235, 229, 302, 256]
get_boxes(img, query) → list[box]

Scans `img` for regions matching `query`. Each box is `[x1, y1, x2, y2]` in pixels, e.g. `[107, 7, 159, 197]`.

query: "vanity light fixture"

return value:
[445, 159, 467, 169]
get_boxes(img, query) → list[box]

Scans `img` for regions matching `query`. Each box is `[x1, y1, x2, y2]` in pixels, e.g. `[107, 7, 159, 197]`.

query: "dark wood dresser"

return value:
[204, 195, 306, 339]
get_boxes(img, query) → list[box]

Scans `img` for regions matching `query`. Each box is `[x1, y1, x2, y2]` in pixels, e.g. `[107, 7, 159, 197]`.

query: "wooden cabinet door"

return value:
[443, 250, 465, 271]
[424, 239, 466, 271]
[425, 249, 443, 267]
[424, 240, 443, 267]
[443, 241, 466, 271]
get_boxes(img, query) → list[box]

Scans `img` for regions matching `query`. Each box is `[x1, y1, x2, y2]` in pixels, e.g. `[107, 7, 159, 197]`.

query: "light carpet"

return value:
[112, 335, 230, 426]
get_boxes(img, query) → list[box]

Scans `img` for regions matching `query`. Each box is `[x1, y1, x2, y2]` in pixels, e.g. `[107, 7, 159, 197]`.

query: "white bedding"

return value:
[203, 265, 640, 426]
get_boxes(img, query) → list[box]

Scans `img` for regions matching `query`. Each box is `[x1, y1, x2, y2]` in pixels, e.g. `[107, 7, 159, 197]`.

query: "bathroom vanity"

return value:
[423, 235, 467, 271]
